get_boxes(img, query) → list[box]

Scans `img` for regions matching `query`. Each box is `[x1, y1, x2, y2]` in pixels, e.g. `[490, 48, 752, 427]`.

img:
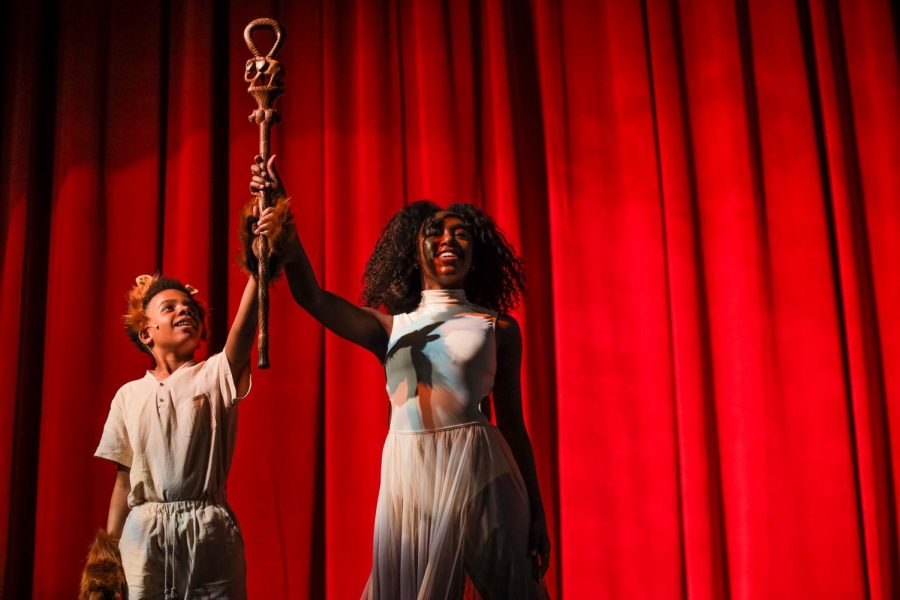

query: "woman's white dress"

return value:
[362, 289, 548, 599]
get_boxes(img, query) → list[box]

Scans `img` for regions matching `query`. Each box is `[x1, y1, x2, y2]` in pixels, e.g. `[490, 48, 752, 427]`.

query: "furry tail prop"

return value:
[79, 530, 126, 600]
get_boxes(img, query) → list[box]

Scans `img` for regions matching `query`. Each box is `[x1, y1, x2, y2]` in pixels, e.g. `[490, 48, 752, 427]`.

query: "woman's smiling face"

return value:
[417, 211, 473, 289]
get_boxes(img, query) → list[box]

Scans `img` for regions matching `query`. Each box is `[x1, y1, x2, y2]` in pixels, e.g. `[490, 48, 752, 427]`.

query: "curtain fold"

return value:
[1, 0, 897, 598]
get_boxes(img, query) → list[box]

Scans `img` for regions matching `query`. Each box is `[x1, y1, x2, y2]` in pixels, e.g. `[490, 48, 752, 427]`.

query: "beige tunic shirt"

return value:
[95, 352, 250, 507]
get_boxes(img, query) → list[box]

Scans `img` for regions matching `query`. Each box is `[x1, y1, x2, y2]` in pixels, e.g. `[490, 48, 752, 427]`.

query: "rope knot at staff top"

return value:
[244, 18, 284, 58]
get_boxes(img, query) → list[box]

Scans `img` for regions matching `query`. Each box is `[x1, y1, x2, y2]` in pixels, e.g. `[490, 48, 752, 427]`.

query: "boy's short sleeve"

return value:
[204, 352, 252, 410]
[94, 391, 133, 468]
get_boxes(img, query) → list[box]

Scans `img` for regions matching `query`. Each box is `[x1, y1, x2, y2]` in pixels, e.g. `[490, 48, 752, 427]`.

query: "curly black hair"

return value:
[361, 201, 526, 314]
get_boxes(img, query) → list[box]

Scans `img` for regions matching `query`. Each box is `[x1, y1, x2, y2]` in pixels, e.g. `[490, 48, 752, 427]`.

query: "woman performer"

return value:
[252, 156, 551, 599]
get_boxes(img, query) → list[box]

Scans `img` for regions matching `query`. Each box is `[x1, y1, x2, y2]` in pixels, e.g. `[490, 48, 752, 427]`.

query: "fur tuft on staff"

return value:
[238, 195, 293, 279]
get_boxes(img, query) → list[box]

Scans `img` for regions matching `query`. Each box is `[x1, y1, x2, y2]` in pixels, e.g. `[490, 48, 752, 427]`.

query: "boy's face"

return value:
[138, 289, 203, 358]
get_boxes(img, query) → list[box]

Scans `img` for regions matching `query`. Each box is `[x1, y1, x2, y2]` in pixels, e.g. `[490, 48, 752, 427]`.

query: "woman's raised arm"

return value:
[252, 155, 391, 359]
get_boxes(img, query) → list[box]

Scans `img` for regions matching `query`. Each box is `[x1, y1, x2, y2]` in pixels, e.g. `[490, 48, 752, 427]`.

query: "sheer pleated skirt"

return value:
[362, 422, 548, 600]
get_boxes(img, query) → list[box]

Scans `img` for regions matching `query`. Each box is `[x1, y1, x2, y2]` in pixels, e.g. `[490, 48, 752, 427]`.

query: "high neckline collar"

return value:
[420, 288, 468, 306]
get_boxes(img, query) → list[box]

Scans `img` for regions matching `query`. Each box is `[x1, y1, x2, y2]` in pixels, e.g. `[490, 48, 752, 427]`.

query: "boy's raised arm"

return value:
[224, 275, 258, 389]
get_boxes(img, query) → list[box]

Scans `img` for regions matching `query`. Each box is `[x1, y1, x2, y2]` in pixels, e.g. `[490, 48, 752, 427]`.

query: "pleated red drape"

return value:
[1, 0, 897, 598]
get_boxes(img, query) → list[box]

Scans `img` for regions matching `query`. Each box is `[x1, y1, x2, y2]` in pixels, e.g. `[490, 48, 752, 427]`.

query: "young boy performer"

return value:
[81, 203, 286, 599]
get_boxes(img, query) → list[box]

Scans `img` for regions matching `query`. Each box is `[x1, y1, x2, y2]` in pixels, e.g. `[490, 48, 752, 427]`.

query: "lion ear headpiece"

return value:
[123, 274, 157, 337]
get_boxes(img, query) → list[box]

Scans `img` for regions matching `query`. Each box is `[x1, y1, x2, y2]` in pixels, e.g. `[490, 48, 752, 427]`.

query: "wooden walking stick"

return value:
[244, 18, 285, 369]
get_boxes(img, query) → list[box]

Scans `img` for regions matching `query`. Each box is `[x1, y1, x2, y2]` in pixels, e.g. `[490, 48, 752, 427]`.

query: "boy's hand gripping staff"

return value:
[244, 18, 285, 369]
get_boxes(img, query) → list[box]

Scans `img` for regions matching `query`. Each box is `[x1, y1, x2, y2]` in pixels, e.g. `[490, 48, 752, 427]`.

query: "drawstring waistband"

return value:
[132, 498, 227, 599]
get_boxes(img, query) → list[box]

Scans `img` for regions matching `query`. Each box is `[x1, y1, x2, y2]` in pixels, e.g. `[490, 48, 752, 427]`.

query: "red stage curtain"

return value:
[1, 0, 897, 598]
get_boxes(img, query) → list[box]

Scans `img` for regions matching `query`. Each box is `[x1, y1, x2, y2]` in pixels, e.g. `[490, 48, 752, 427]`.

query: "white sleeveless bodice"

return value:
[384, 289, 496, 431]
